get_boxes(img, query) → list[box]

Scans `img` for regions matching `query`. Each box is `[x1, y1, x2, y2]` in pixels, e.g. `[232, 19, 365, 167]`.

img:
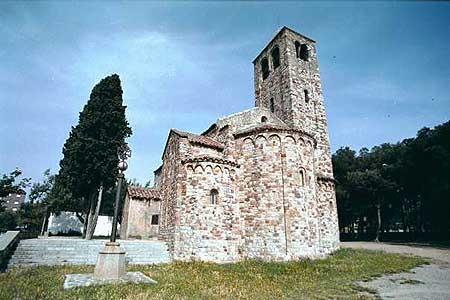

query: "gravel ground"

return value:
[341, 242, 450, 300]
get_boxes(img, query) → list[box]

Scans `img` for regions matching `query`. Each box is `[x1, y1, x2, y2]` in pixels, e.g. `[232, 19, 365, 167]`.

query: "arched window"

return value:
[300, 44, 309, 61]
[261, 58, 270, 80]
[271, 46, 280, 69]
[261, 116, 267, 123]
[210, 189, 218, 204]
[299, 168, 306, 186]
[269, 98, 275, 113]
[294, 41, 301, 59]
[304, 89, 309, 103]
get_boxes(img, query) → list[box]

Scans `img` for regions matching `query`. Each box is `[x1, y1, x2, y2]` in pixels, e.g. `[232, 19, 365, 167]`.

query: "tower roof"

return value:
[252, 26, 315, 64]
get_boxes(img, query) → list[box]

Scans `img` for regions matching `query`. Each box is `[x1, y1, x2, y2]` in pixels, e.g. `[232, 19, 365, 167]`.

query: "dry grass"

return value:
[0, 248, 425, 300]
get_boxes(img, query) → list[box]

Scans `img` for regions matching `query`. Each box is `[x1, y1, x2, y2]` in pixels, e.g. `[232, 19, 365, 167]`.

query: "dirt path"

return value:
[341, 242, 450, 300]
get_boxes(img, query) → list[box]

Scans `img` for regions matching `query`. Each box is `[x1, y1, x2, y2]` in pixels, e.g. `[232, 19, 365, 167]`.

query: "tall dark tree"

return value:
[57, 74, 132, 239]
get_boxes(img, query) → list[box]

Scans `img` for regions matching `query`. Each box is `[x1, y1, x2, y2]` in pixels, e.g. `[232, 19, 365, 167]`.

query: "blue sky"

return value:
[1, 2, 449, 187]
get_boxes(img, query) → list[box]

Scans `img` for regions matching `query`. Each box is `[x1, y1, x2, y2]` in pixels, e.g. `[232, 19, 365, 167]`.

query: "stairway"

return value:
[8, 238, 171, 269]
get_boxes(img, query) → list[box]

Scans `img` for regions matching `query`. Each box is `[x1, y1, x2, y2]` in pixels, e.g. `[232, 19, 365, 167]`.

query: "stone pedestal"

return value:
[94, 242, 126, 279]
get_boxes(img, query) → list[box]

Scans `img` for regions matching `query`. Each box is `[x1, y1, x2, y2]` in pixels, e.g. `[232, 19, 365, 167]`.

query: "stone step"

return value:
[8, 238, 171, 269]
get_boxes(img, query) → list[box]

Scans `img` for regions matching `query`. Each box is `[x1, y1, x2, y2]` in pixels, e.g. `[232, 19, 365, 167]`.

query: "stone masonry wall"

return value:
[173, 161, 240, 262]
[236, 130, 327, 259]
[158, 133, 186, 252]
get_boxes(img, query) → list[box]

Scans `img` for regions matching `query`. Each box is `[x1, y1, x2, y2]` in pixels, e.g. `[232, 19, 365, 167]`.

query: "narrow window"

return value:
[261, 116, 267, 123]
[294, 41, 301, 59]
[304, 89, 309, 103]
[269, 98, 275, 113]
[299, 168, 306, 186]
[151, 215, 159, 225]
[210, 189, 218, 204]
[300, 44, 309, 61]
[261, 58, 270, 80]
[271, 46, 280, 69]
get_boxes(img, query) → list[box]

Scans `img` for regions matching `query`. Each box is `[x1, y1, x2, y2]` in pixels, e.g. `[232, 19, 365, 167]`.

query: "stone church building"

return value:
[121, 26, 339, 262]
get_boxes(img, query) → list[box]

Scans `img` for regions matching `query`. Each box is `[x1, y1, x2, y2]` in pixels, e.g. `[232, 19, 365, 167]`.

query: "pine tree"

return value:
[56, 74, 132, 239]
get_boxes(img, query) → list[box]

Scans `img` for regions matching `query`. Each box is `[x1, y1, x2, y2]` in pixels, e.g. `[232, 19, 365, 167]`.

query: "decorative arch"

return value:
[268, 134, 281, 146]
[213, 165, 222, 175]
[298, 137, 305, 146]
[194, 165, 204, 174]
[255, 135, 267, 152]
[205, 165, 213, 174]
[284, 135, 296, 145]
[243, 137, 255, 149]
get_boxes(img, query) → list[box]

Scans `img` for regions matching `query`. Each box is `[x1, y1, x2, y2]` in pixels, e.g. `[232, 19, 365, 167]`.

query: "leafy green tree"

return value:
[56, 74, 132, 239]
[0, 168, 30, 199]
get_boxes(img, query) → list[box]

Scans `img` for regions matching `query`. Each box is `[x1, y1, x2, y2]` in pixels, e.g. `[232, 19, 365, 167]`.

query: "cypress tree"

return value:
[57, 74, 132, 238]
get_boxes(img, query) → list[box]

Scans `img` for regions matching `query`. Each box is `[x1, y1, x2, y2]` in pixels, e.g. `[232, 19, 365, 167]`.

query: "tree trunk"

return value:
[83, 194, 95, 239]
[85, 185, 104, 240]
[375, 203, 382, 242]
[40, 207, 48, 237]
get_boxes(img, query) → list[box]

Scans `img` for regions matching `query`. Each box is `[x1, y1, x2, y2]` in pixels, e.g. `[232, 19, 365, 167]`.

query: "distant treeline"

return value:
[333, 120, 450, 242]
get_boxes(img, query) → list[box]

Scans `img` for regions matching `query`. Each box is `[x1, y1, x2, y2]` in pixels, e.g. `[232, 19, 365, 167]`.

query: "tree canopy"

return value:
[333, 120, 450, 241]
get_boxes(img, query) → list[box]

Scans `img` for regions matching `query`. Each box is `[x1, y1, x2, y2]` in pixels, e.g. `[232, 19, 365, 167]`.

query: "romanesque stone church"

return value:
[121, 26, 339, 262]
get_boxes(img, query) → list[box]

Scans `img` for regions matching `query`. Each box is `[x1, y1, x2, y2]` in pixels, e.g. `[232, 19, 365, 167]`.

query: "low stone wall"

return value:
[0, 231, 20, 272]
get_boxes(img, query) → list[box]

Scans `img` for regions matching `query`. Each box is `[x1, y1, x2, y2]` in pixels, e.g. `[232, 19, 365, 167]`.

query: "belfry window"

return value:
[269, 98, 275, 113]
[304, 89, 310, 103]
[295, 41, 301, 58]
[300, 44, 309, 61]
[271, 46, 280, 69]
[261, 116, 267, 123]
[151, 215, 159, 225]
[210, 189, 218, 205]
[261, 58, 270, 80]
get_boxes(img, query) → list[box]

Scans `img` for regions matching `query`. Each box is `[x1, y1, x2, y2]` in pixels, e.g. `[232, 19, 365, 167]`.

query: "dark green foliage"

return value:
[55, 74, 132, 213]
[334, 120, 450, 240]
[17, 202, 46, 233]
[0, 211, 18, 231]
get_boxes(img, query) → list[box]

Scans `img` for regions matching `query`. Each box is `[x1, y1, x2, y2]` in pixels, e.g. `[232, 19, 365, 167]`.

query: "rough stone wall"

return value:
[316, 179, 340, 253]
[121, 196, 160, 239]
[158, 133, 187, 252]
[236, 130, 327, 259]
[173, 161, 240, 262]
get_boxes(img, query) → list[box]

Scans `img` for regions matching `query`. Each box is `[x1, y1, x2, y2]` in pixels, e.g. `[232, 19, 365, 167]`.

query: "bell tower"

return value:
[253, 26, 333, 178]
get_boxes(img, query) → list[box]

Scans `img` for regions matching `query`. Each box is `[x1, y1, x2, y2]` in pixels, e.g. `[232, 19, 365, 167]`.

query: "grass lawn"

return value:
[0, 249, 425, 300]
